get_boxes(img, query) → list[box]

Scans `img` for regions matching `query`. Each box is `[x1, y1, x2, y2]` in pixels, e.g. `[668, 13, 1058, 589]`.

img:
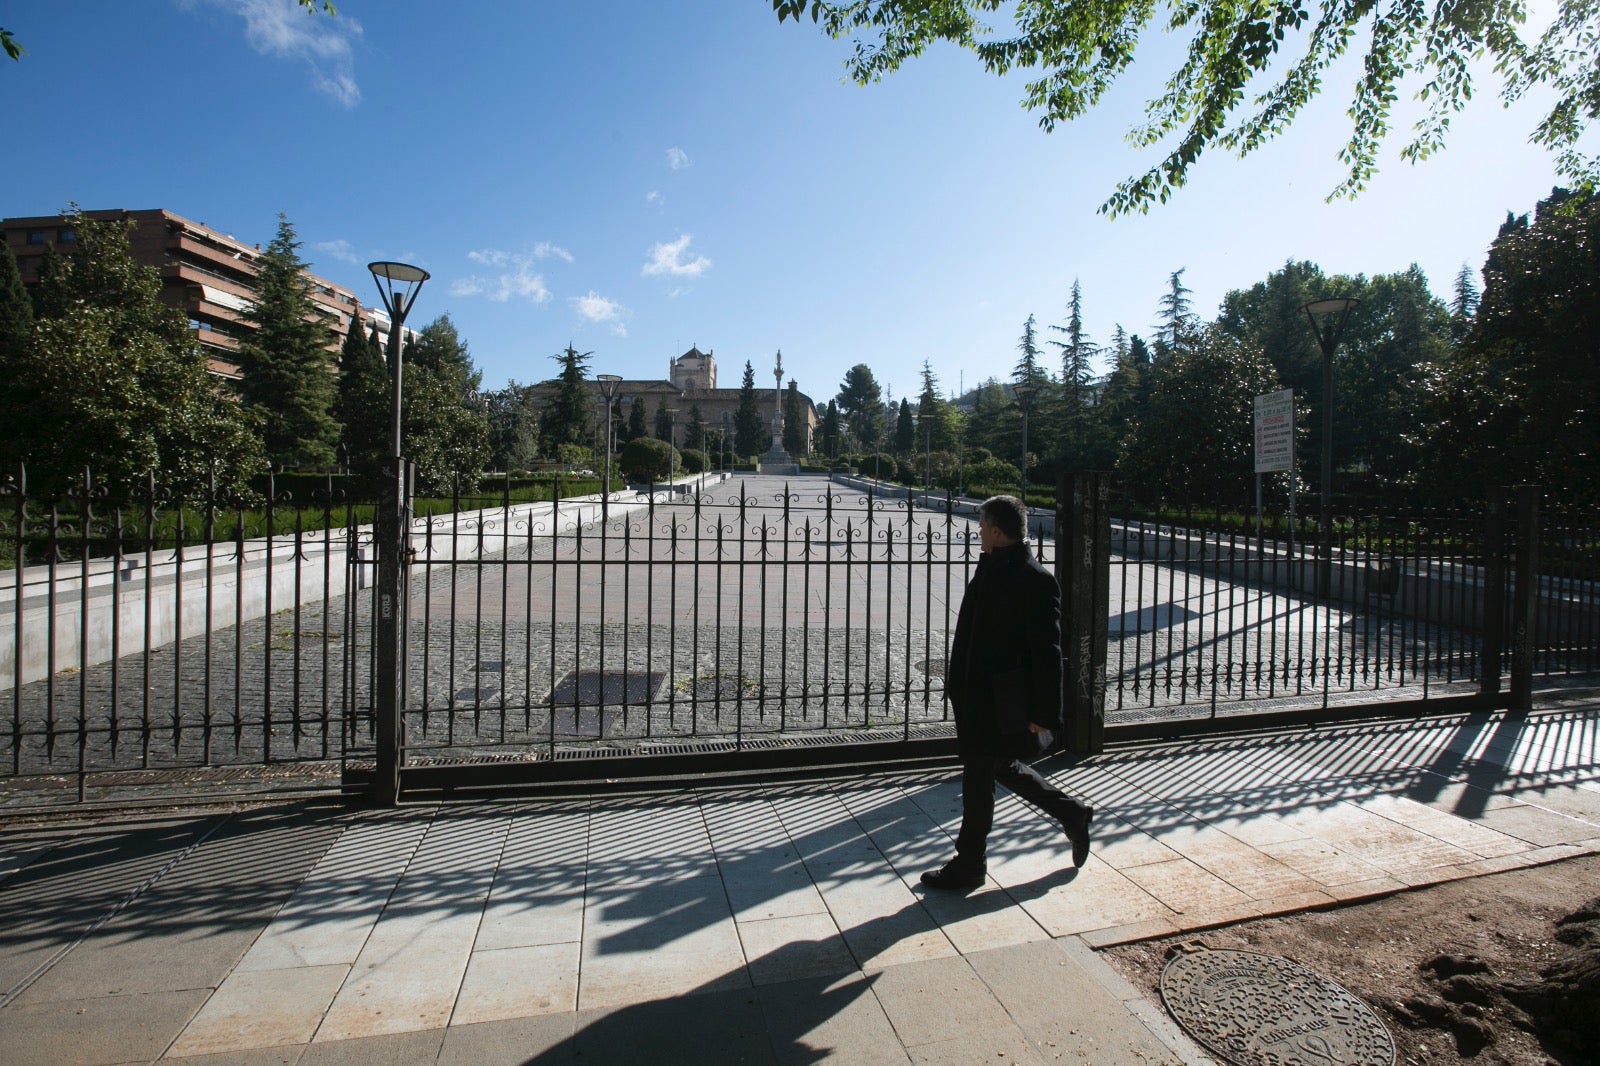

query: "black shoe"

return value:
[1064, 806, 1094, 868]
[920, 859, 985, 891]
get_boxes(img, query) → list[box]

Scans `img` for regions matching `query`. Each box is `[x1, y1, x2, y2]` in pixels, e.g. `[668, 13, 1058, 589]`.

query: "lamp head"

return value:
[367, 261, 430, 323]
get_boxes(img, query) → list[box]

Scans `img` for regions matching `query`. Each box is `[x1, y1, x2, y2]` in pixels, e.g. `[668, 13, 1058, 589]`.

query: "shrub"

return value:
[862, 453, 899, 481]
[679, 448, 707, 474]
[619, 437, 679, 482]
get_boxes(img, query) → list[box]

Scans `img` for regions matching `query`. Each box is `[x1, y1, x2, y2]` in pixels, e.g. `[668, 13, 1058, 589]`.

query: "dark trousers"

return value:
[954, 751, 1088, 866]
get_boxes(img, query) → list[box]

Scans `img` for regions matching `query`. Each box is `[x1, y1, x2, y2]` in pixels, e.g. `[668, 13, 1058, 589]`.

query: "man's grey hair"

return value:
[979, 495, 1027, 541]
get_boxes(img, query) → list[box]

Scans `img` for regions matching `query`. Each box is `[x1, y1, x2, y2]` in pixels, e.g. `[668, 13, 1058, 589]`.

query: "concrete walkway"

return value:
[3, 701, 1598, 1064]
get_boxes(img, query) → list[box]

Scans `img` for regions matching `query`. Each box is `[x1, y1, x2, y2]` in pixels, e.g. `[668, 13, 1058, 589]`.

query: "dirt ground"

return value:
[1101, 853, 1600, 1066]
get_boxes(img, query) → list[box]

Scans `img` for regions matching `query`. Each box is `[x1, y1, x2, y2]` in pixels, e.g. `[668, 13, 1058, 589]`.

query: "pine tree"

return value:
[1157, 268, 1196, 349]
[735, 361, 766, 457]
[539, 345, 594, 450]
[1449, 263, 1480, 346]
[686, 402, 707, 449]
[895, 397, 915, 454]
[238, 216, 339, 469]
[1014, 314, 1047, 388]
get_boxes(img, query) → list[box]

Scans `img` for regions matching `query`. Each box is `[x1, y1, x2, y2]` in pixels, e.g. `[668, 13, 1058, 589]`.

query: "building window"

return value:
[27, 231, 47, 245]
[57, 228, 76, 243]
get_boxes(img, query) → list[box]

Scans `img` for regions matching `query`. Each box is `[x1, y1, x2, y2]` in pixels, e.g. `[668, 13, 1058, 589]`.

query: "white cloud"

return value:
[314, 238, 358, 264]
[192, 0, 363, 108]
[642, 234, 711, 278]
[666, 146, 691, 170]
[571, 291, 627, 336]
[646, 190, 663, 204]
[453, 246, 572, 303]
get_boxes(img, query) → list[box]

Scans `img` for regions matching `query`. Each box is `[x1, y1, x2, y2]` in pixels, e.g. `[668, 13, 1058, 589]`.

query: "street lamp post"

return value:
[665, 406, 678, 487]
[1301, 297, 1360, 597]
[367, 261, 429, 806]
[595, 374, 622, 517]
[1014, 381, 1036, 503]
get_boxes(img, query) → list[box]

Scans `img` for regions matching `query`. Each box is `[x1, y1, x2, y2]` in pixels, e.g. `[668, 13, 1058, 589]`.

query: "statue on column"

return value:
[759, 348, 800, 474]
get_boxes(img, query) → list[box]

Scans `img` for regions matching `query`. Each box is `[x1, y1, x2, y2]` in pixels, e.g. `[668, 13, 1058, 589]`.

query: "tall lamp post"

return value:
[367, 260, 429, 806]
[665, 406, 678, 486]
[1301, 297, 1360, 596]
[595, 374, 622, 517]
[1014, 381, 1036, 503]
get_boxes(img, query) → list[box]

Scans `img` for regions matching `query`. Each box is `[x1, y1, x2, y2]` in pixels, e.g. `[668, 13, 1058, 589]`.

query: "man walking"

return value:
[923, 495, 1093, 891]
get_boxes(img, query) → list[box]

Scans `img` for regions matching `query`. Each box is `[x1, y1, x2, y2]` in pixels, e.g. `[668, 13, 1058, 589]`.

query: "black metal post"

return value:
[1058, 472, 1110, 754]
[1479, 486, 1508, 698]
[1510, 485, 1540, 711]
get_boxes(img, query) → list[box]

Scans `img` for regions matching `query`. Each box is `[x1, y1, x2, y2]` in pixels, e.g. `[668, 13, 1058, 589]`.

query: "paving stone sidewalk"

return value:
[3, 701, 1598, 1064]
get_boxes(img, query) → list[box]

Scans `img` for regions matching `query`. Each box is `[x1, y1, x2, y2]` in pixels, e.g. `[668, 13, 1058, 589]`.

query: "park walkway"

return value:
[2, 694, 1598, 1064]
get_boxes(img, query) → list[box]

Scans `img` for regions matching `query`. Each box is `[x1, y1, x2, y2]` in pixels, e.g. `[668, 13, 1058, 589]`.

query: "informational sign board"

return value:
[1254, 389, 1294, 473]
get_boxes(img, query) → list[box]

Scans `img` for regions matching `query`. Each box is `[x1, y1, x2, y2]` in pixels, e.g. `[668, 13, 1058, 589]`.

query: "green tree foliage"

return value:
[0, 237, 32, 355]
[337, 320, 389, 483]
[835, 363, 884, 451]
[1418, 188, 1600, 501]
[782, 383, 807, 455]
[626, 396, 648, 443]
[686, 402, 707, 450]
[654, 396, 675, 442]
[1217, 261, 1447, 500]
[539, 345, 594, 452]
[820, 399, 841, 458]
[236, 216, 339, 470]
[1014, 314, 1048, 389]
[1047, 280, 1109, 471]
[894, 397, 915, 454]
[619, 436, 678, 482]
[401, 314, 490, 494]
[735, 361, 767, 456]
[1118, 325, 1281, 506]
[483, 381, 541, 472]
[772, 0, 1600, 213]
[916, 362, 958, 453]
[1, 212, 264, 500]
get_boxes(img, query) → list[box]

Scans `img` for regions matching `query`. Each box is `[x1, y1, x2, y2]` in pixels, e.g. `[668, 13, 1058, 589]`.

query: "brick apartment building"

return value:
[1, 208, 376, 382]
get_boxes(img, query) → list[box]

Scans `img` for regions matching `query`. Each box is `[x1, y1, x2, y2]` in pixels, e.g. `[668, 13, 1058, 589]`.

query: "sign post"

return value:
[1254, 389, 1295, 554]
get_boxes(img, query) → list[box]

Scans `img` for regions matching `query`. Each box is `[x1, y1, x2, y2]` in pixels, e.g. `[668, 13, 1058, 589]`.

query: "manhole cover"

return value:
[1160, 948, 1394, 1066]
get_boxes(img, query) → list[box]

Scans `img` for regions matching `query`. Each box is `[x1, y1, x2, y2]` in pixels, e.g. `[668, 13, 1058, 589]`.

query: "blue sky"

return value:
[3, 0, 1581, 405]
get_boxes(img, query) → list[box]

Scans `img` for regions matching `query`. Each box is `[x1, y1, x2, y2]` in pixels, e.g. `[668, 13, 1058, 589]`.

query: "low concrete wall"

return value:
[0, 491, 654, 693]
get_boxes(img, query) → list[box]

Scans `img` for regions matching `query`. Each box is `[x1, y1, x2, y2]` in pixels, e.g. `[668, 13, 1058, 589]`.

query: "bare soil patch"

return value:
[1101, 853, 1600, 1066]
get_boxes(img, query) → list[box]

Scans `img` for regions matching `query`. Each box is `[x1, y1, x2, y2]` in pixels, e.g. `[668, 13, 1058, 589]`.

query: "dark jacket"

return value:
[945, 541, 1063, 757]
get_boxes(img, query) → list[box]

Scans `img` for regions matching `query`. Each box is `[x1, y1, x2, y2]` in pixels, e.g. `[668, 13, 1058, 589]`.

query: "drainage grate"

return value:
[1161, 947, 1394, 1066]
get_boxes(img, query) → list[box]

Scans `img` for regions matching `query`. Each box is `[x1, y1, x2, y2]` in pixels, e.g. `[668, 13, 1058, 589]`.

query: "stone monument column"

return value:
[759, 349, 800, 475]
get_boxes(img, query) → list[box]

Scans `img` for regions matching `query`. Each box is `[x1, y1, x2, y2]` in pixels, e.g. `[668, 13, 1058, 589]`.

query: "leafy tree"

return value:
[236, 215, 339, 470]
[1419, 188, 1600, 501]
[1118, 325, 1281, 507]
[3, 212, 264, 500]
[735, 361, 767, 456]
[337, 319, 389, 483]
[1098, 331, 1151, 446]
[836, 363, 885, 451]
[783, 382, 807, 455]
[483, 381, 541, 472]
[402, 314, 490, 493]
[772, 0, 1600, 213]
[539, 345, 594, 451]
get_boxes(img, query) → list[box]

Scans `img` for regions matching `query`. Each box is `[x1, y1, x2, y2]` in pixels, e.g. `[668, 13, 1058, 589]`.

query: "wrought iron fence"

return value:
[3, 467, 1596, 803]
